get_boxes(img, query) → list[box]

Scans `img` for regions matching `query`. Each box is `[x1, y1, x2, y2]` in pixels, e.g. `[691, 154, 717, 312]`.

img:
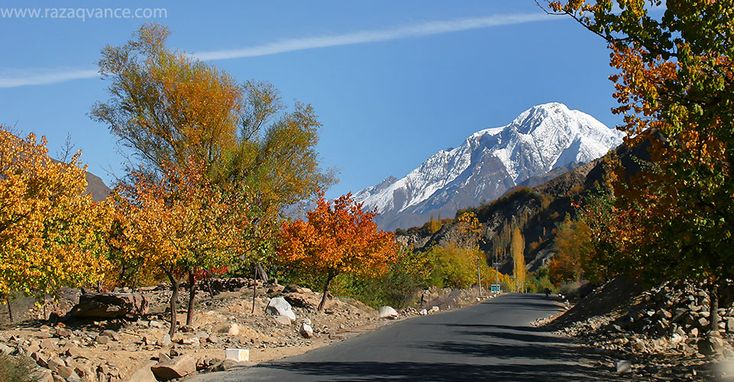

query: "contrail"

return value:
[0, 13, 557, 89]
[192, 13, 555, 61]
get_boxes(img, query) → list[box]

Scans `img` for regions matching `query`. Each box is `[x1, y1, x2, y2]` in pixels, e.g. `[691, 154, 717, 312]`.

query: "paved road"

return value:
[191, 294, 614, 381]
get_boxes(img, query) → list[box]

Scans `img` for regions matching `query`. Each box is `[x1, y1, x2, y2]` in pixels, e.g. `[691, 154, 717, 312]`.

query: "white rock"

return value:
[227, 323, 240, 336]
[419, 309, 428, 316]
[224, 348, 250, 362]
[266, 297, 296, 321]
[671, 333, 685, 344]
[299, 322, 314, 338]
[615, 360, 632, 373]
[429, 306, 440, 313]
[378, 306, 398, 319]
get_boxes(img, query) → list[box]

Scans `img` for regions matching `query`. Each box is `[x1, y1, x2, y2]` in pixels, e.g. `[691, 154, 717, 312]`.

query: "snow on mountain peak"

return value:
[354, 103, 623, 230]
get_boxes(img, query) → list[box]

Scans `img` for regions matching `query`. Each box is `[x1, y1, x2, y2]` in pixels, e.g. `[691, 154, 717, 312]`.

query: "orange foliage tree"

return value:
[113, 160, 248, 336]
[278, 193, 398, 311]
[0, 128, 111, 321]
[547, 0, 733, 334]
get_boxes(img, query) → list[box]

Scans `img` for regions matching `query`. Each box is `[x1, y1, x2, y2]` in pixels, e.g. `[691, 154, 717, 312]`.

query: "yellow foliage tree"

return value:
[511, 227, 526, 293]
[0, 128, 111, 321]
[456, 211, 486, 295]
[113, 160, 248, 336]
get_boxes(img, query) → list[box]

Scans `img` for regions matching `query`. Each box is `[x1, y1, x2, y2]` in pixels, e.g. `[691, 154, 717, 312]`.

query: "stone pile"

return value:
[556, 280, 734, 380]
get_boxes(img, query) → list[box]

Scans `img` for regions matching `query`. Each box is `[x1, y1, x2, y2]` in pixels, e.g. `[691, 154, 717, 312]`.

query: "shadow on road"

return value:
[262, 360, 611, 381]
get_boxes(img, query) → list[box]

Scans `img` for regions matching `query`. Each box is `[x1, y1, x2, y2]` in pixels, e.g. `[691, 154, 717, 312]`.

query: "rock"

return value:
[671, 333, 685, 344]
[65, 346, 84, 358]
[96, 335, 110, 345]
[615, 360, 632, 373]
[419, 309, 428, 316]
[227, 323, 240, 336]
[429, 306, 440, 313]
[37, 369, 53, 382]
[150, 354, 197, 380]
[158, 352, 172, 363]
[126, 361, 157, 382]
[55, 327, 72, 338]
[299, 322, 314, 338]
[180, 337, 200, 347]
[378, 306, 398, 319]
[224, 348, 250, 362]
[698, 317, 710, 328]
[0, 343, 14, 355]
[283, 293, 319, 310]
[727, 317, 734, 333]
[698, 335, 724, 356]
[266, 297, 296, 321]
[148, 320, 164, 329]
[159, 334, 172, 347]
[690, 327, 699, 337]
[31, 351, 49, 367]
[274, 315, 293, 326]
[70, 293, 148, 319]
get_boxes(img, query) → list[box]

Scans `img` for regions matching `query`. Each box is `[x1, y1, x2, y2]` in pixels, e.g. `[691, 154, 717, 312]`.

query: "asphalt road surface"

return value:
[190, 294, 615, 381]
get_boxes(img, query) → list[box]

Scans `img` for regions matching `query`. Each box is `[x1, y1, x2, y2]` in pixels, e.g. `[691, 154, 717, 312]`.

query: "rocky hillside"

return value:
[546, 278, 734, 380]
[355, 103, 623, 231]
[396, 133, 653, 276]
[397, 158, 601, 274]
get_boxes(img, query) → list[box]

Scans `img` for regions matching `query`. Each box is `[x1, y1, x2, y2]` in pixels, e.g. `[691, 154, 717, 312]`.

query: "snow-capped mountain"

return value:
[354, 102, 623, 230]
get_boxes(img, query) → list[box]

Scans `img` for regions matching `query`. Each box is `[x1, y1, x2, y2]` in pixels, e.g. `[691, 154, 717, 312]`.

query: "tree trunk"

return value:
[476, 261, 483, 297]
[205, 273, 215, 299]
[186, 270, 196, 327]
[163, 268, 179, 338]
[251, 263, 258, 314]
[318, 272, 335, 312]
[5, 295, 12, 323]
[709, 281, 720, 336]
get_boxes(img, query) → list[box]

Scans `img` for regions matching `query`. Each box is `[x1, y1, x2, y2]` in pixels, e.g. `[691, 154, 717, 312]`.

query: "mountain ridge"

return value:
[354, 102, 623, 230]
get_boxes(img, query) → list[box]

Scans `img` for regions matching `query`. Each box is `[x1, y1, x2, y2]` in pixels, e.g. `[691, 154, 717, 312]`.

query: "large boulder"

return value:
[283, 292, 320, 310]
[69, 293, 148, 319]
[126, 361, 157, 382]
[150, 355, 196, 380]
[378, 306, 399, 319]
[266, 297, 296, 321]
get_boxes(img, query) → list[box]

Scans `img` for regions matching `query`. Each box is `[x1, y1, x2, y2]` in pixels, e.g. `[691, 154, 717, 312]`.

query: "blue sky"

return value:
[0, 1, 621, 197]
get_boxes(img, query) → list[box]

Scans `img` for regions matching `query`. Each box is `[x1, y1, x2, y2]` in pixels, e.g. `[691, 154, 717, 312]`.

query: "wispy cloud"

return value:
[0, 68, 99, 88]
[192, 13, 556, 61]
[0, 13, 556, 89]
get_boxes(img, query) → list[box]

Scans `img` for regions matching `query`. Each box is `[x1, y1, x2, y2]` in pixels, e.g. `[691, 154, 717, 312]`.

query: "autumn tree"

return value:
[549, 215, 593, 285]
[456, 211, 486, 295]
[278, 193, 398, 311]
[547, 0, 733, 337]
[92, 24, 331, 283]
[113, 160, 247, 336]
[511, 227, 526, 293]
[426, 244, 491, 289]
[0, 128, 111, 321]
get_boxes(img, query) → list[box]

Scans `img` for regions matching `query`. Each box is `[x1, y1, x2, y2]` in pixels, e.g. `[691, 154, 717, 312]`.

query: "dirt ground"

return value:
[0, 281, 490, 381]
